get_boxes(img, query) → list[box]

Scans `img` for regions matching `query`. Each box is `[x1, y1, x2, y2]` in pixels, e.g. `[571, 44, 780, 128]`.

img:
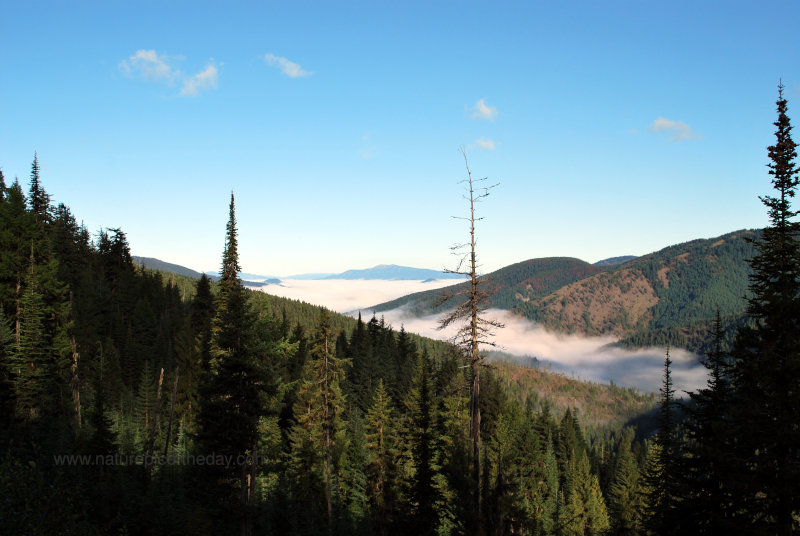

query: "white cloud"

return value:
[474, 138, 496, 150]
[471, 98, 498, 120]
[264, 53, 313, 78]
[119, 49, 175, 81]
[120, 49, 218, 97]
[647, 117, 701, 142]
[181, 63, 218, 96]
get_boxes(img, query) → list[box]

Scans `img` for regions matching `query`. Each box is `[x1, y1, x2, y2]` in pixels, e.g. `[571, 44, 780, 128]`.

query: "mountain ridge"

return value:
[370, 229, 761, 352]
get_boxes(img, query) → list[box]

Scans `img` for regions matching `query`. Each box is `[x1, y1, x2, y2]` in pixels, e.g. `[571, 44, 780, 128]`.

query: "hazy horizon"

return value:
[4, 3, 796, 276]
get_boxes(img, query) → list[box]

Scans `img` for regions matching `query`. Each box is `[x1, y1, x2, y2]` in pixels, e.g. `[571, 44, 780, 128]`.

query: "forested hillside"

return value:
[0, 159, 660, 535]
[372, 232, 758, 352]
[2, 83, 797, 535]
[373, 257, 604, 316]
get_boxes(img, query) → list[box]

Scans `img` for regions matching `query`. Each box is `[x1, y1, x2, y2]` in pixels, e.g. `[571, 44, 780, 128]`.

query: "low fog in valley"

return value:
[249, 278, 462, 313]
[255, 280, 707, 394]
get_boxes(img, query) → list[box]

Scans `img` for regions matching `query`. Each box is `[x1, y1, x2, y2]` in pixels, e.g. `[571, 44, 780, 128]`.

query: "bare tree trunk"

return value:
[437, 149, 502, 534]
[468, 165, 483, 525]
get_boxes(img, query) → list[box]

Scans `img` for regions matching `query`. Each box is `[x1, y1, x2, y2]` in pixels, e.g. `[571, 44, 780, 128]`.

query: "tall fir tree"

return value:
[28, 153, 50, 225]
[407, 349, 439, 536]
[645, 348, 679, 535]
[730, 83, 800, 534]
[365, 379, 400, 536]
[289, 308, 349, 536]
[196, 193, 266, 534]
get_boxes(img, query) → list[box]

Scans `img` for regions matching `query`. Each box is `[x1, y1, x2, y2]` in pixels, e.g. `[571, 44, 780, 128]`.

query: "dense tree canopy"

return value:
[2, 86, 799, 533]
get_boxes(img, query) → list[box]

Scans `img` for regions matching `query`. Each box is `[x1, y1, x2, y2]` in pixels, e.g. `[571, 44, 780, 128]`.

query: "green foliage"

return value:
[11, 153, 778, 534]
[373, 257, 602, 317]
[375, 230, 761, 352]
[726, 84, 800, 534]
[607, 429, 645, 535]
[560, 449, 610, 535]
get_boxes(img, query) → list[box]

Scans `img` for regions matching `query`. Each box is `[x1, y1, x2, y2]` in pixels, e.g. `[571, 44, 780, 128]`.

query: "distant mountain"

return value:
[285, 272, 336, 280]
[205, 271, 279, 281]
[594, 255, 637, 266]
[370, 230, 761, 352]
[204, 265, 461, 281]
[133, 256, 203, 278]
[294, 264, 467, 281]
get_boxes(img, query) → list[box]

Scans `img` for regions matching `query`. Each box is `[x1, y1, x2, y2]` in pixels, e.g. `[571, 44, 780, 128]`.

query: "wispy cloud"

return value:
[264, 53, 313, 78]
[470, 98, 498, 120]
[474, 138, 496, 150]
[120, 49, 175, 81]
[120, 49, 218, 97]
[647, 117, 701, 142]
[181, 63, 218, 96]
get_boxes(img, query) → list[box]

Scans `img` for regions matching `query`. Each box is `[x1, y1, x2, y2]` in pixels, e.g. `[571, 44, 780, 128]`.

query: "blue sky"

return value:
[2, 1, 799, 276]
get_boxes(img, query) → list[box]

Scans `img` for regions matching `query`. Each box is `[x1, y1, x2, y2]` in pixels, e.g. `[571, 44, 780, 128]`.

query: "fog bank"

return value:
[254, 280, 708, 394]
[372, 307, 707, 394]
[253, 278, 460, 314]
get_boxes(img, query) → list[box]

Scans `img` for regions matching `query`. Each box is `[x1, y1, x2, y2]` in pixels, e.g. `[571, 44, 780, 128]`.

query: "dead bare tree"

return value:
[437, 147, 503, 527]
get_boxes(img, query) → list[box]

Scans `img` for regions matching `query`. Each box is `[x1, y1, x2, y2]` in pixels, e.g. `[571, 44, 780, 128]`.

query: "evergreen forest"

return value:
[1, 86, 799, 535]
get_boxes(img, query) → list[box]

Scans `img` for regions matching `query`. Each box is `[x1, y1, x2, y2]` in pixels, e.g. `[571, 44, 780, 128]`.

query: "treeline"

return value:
[3, 82, 797, 534]
[0, 161, 663, 535]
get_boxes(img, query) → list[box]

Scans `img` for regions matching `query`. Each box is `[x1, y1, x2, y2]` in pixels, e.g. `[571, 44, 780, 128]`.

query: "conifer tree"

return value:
[0, 180, 29, 338]
[540, 436, 560, 535]
[28, 154, 50, 224]
[190, 273, 214, 372]
[86, 377, 117, 458]
[394, 325, 417, 399]
[365, 379, 399, 536]
[196, 193, 265, 533]
[290, 308, 349, 535]
[560, 450, 610, 536]
[678, 311, 737, 533]
[337, 411, 370, 534]
[407, 350, 438, 536]
[645, 348, 678, 534]
[607, 428, 644, 535]
[0, 310, 13, 434]
[730, 83, 800, 534]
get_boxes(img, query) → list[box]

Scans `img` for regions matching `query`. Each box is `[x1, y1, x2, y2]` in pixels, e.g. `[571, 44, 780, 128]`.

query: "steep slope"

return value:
[371, 257, 604, 316]
[514, 230, 758, 348]
[371, 230, 760, 351]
